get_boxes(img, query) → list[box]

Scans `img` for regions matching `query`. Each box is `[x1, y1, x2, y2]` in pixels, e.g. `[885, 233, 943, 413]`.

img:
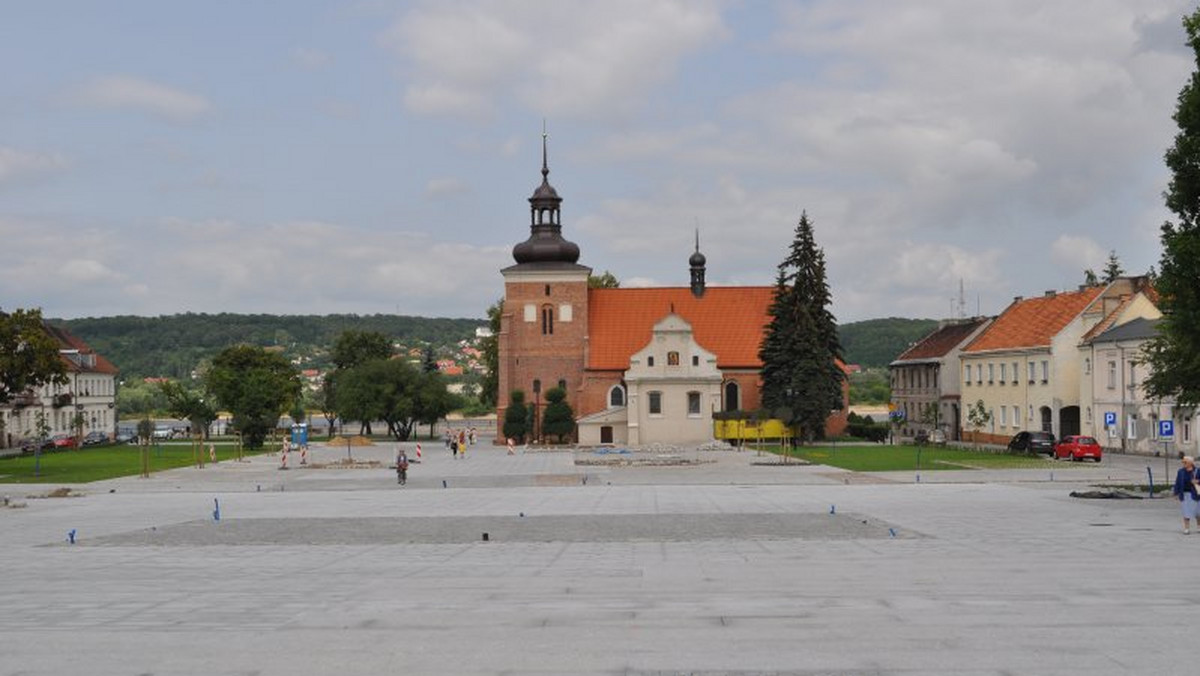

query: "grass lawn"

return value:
[764, 444, 1070, 472]
[0, 441, 276, 484]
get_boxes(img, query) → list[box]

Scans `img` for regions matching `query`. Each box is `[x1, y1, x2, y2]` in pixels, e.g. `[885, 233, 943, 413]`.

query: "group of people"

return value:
[1175, 455, 1200, 533]
[444, 427, 476, 458]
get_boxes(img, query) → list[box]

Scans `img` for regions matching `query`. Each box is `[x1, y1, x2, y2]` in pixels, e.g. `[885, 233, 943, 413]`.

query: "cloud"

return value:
[385, 0, 726, 119]
[0, 146, 69, 185]
[74, 74, 211, 122]
[0, 216, 505, 318]
[1049, 234, 1108, 272]
[424, 177, 470, 199]
[290, 47, 331, 69]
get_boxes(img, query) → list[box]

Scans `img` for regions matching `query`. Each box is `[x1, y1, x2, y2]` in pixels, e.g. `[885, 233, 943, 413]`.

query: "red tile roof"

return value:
[587, 287, 776, 370]
[43, 323, 120, 375]
[963, 286, 1104, 353]
[893, 318, 989, 362]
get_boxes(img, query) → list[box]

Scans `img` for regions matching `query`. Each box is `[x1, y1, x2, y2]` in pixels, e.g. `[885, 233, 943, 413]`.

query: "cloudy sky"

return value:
[1, 1, 1194, 322]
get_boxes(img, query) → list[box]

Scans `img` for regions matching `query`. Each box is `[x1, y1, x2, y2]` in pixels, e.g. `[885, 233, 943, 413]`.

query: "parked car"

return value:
[153, 427, 175, 440]
[1054, 435, 1102, 462]
[81, 431, 108, 446]
[1007, 431, 1055, 455]
[928, 429, 947, 446]
[115, 431, 136, 444]
[50, 434, 77, 448]
[17, 437, 46, 453]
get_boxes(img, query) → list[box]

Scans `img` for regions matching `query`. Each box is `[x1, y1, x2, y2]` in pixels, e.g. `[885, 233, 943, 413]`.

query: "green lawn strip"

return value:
[771, 444, 1067, 472]
[0, 442, 275, 484]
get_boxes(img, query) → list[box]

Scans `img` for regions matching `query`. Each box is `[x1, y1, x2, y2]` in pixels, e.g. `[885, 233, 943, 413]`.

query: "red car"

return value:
[1054, 435, 1102, 462]
[51, 434, 77, 449]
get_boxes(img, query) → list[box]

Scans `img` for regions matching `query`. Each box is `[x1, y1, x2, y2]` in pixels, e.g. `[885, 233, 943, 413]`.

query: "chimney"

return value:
[1013, 296, 1023, 303]
[1044, 290, 1056, 298]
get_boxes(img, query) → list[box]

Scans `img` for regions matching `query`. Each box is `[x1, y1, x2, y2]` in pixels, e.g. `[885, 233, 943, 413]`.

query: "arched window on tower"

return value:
[724, 381, 740, 412]
[541, 305, 554, 335]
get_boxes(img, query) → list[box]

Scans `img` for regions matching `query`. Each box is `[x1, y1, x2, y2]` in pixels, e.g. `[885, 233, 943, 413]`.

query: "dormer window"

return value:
[667, 351, 680, 366]
[647, 356, 655, 367]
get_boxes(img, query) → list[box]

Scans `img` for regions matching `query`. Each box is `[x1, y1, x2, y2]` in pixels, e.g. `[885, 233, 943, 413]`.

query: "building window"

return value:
[964, 364, 972, 385]
[687, 391, 701, 416]
[692, 355, 699, 366]
[1013, 406, 1020, 427]
[648, 391, 663, 415]
[988, 363, 994, 384]
[608, 385, 625, 407]
[647, 356, 655, 367]
[1185, 421, 1192, 443]
[1011, 362, 1018, 384]
[1000, 406, 1008, 426]
[1040, 360, 1049, 383]
[1129, 362, 1137, 390]
[724, 381, 740, 411]
[1084, 357, 1091, 375]
[1000, 363, 1007, 383]
[558, 379, 567, 391]
[1028, 361, 1035, 383]
[667, 351, 680, 366]
[541, 306, 554, 335]
[1107, 361, 1116, 389]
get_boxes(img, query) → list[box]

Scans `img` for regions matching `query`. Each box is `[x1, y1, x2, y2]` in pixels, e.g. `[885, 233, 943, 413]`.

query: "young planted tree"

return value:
[758, 212, 845, 444]
[159, 381, 217, 439]
[1145, 7, 1200, 410]
[966, 399, 992, 449]
[541, 386, 575, 443]
[503, 389, 528, 443]
[205, 346, 301, 448]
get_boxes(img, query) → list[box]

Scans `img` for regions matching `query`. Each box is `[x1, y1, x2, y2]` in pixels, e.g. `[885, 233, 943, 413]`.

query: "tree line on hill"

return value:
[53, 313, 485, 380]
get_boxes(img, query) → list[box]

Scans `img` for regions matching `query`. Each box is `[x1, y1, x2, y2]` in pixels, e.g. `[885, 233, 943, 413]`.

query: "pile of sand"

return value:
[326, 435, 375, 447]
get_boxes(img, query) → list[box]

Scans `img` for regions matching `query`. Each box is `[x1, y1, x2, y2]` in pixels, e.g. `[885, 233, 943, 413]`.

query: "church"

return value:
[496, 140, 848, 446]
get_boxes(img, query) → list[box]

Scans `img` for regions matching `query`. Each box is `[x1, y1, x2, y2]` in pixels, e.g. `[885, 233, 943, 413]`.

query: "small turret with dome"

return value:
[511, 131, 581, 267]
[689, 229, 707, 298]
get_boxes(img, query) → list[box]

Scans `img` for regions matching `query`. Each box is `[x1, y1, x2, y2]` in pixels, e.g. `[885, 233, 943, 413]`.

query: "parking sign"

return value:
[1104, 411, 1117, 427]
[1159, 420, 1175, 439]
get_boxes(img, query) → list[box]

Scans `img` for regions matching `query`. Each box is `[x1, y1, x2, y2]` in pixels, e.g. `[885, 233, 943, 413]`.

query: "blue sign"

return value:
[1159, 420, 1175, 439]
[1104, 411, 1117, 427]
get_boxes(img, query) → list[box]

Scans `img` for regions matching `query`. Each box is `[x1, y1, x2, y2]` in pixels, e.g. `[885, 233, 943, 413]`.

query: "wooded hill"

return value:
[51, 313, 937, 381]
[53, 313, 485, 380]
[837, 317, 939, 368]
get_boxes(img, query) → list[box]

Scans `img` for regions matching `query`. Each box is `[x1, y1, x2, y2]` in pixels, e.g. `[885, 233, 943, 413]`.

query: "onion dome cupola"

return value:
[512, 131, 581, 266]
[689, 229, 707, 298]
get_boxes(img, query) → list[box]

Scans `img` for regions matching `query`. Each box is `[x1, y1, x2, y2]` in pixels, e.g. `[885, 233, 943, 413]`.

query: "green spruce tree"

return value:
[1102, 250, 1124, 283]
[541, 386, 575, 443]
[1146, 7, 1200, 409]
[503, 390, 529, 443]
[758, 212, 845, 443]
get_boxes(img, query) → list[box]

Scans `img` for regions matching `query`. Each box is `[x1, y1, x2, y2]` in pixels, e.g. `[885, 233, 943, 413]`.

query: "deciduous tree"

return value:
[0, 308, 67, 405]
[479, 299, 502, 408]
[205, 346, 300, 448]
[503, 389, 528, 443]
[1146, 7, 1200, 409]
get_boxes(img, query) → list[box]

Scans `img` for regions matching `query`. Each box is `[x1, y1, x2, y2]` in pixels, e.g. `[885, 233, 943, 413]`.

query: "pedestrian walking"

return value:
[469, 427, 477, 445]
[506, 437, 515, 455]
[1173, 455, 1200, 534]
[396, 448, 409, 485]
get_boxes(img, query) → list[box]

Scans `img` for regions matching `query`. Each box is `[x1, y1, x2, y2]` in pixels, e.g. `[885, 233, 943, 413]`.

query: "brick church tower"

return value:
[496, 135, 591, 441]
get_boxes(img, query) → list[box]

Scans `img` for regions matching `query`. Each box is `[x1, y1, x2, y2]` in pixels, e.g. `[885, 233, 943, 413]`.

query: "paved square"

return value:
[0, 443, 1193, 675]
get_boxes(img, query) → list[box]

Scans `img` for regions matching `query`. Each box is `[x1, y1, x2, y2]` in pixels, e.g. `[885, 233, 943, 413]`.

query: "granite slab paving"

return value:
[0, 444, 1195, 675]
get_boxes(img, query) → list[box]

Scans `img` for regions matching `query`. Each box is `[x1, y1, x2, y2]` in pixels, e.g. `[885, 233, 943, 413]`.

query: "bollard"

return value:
[482, 532, 489, 542]
[1147, 467, 1154, 498]
[829, 505, 836, 515]
[67, 529, 76, 544]
[889, 528, 896, 538]
[442, 479, 448, 489]
[519, 512, 525, 518]
[213, 498, 220, 522]
[256, 484, 261, 492]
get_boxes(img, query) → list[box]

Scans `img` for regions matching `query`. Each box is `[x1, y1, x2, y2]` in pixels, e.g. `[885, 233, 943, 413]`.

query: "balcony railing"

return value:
[11, 391, 38, 408]
[52, 393, 73, 408]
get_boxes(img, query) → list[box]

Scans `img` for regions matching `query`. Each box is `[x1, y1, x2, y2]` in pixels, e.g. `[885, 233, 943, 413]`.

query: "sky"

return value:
[1, 0, 1195, 323]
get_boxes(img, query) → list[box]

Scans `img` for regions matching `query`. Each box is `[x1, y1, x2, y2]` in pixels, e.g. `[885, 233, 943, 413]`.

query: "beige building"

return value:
[578, 314, 723, 446]
[1082, 316, 1195, 456]
[959, 277, 1156, 445]
[1, 323, 118, 449]
[889, 317, 991, 441]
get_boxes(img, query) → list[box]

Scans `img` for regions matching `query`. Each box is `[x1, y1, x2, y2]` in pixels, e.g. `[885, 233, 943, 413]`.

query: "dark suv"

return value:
[1008, 431, 1055, 455]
